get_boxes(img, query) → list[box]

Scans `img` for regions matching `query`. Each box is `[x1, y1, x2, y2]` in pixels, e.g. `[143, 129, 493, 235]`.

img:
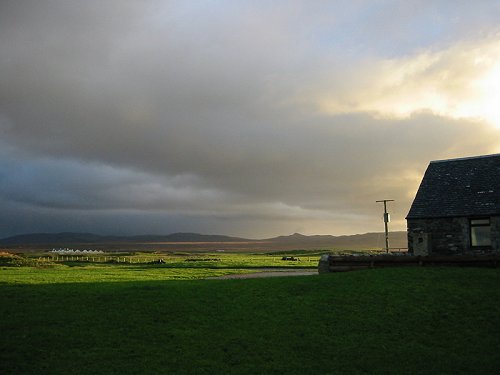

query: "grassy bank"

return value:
[1, 267, 499, 374]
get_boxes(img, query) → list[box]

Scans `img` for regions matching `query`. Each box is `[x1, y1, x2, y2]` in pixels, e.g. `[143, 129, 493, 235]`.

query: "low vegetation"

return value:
[0, 252, 48, 268]
[1, 252, 499, 374]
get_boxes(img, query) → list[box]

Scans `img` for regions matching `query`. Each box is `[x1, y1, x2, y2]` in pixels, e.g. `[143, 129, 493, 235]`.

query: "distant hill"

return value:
[0, 232, 250, 245]
[0, 231, 408, 250]
[0, 232, 106, 245]
[266, 231, 407, 249]
[128, 233, 251, 243]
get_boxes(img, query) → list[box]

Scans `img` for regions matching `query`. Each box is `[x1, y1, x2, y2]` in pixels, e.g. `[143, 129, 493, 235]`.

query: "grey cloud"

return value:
[0, 152, 228, 211]
[1, 1, 499, 237]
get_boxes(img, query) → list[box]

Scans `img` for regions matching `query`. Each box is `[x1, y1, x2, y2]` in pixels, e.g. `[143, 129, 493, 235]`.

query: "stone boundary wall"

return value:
[318, 254, 500, 273]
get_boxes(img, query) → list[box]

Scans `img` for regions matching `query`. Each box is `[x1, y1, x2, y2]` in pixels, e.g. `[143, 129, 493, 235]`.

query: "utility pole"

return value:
[376, 199, 394, 253]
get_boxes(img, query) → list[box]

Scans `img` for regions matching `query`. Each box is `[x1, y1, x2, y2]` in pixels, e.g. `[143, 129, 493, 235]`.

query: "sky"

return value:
[1, 0, 500, 239]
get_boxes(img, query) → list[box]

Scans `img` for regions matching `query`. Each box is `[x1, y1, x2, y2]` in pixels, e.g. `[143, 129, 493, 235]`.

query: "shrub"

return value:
[0, 252, 55, 267]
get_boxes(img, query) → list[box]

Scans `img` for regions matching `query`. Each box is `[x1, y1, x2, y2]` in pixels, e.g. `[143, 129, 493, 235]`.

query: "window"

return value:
[470, 218, 491, 247]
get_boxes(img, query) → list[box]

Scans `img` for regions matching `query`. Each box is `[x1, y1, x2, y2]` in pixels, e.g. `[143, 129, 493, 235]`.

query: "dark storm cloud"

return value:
[1, 1, 499, 237]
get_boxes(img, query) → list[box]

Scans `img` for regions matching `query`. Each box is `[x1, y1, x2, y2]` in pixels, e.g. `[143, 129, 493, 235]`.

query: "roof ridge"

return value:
[430, 153, 500, 164]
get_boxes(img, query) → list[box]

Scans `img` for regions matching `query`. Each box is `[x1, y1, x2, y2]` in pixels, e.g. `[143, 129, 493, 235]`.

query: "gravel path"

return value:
[209, 269, 318, 280]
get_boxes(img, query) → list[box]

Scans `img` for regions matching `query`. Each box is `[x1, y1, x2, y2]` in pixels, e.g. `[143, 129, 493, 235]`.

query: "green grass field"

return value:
[0, 251, 318, 284]
[1, 255, 499, 374]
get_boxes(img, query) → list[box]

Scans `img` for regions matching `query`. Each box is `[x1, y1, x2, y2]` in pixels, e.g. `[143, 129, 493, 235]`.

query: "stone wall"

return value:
[407, 216, 500, 255]
[491, 216, 500, 251]
[318, 254, 500, 273]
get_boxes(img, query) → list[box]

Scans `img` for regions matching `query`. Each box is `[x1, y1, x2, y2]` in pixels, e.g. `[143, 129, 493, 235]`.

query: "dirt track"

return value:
[209, 269, 318, 279]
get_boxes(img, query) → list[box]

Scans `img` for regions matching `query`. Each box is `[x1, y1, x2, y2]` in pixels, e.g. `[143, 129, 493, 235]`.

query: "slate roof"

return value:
[406, 154, 500, 219]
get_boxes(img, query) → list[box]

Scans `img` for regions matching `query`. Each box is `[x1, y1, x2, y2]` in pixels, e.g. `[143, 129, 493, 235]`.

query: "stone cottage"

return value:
[406, 154, 500, 255]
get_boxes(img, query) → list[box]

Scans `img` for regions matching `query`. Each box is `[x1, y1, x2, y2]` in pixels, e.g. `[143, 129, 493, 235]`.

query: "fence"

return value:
[38, 256, 164, 264]
[37, 255, 320, 265]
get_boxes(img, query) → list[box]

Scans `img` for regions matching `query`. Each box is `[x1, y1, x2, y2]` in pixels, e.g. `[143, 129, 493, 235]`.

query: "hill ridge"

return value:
[0, 231, 408, 250]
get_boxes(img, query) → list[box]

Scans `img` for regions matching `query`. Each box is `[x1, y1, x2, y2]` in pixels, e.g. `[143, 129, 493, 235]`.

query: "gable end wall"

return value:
[407, 216, 500, 255]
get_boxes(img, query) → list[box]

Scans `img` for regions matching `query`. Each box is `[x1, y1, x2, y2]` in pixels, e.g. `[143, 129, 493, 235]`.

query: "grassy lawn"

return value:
[1, 265, 499, 374]
[0, 251, 319, 284]
[0, 263, 257, 284]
